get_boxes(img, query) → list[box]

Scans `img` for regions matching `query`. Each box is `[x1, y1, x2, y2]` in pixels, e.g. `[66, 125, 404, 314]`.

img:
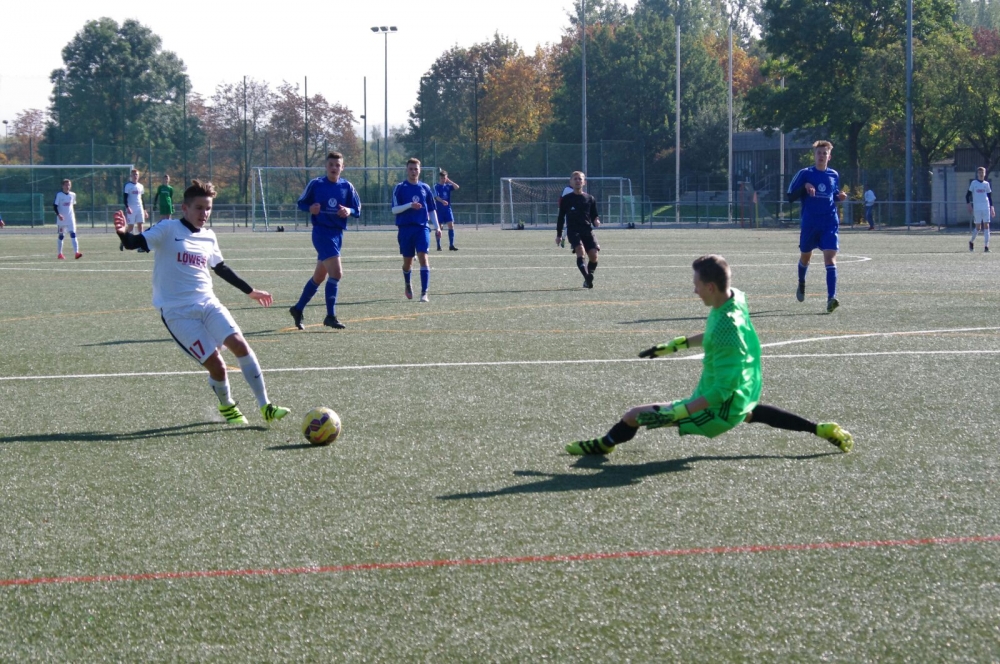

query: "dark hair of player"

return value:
[183, 179, 217, 203]
[327, 152, 344, 161]
[692, 254, 731, 292]
[439, 170, 448, 178]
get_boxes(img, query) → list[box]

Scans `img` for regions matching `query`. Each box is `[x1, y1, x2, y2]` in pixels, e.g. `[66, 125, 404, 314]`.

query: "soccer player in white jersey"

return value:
[121, 168, 147, 252]
[53, 179, 82, 260]
[967, 167, 993, 252]
[114, 179, 290, 425]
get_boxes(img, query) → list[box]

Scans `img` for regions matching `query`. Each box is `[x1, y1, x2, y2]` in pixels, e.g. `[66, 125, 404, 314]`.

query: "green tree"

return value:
[267, 82, 360, 171]
[747, 0, 956, 187]
[46, 18, 195, 162]
[957, 29, 1000, 173]
[205, 78, 276, 201]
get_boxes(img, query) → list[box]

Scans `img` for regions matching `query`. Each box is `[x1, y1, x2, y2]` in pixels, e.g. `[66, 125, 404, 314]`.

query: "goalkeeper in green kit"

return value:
[567, 254, 854, 455]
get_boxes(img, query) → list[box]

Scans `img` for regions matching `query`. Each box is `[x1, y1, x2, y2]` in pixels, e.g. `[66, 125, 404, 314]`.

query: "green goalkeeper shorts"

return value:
[677, 408, 745, 439]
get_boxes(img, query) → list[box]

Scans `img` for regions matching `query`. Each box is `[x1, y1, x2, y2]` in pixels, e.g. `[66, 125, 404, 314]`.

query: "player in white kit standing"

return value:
[53, 178, 82, 259]
[122, 168, 148, 252]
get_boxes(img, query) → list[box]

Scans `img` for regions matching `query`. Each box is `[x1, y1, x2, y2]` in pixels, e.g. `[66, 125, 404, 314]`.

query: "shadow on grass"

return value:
[619, 310, 793, 325]
[81, 338, 172, 347]
[267, 442, 320, 450]
[438, 287, 582, 297]
[0, 421, 265, 444]
[437, 451, 836, 500]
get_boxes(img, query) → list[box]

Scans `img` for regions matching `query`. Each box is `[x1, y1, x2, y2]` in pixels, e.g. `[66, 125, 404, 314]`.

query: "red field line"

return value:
[4, 534, 998, 588]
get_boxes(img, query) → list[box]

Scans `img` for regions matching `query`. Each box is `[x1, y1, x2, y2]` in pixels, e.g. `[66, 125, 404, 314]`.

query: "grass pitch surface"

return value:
[1, 226, 999, 661]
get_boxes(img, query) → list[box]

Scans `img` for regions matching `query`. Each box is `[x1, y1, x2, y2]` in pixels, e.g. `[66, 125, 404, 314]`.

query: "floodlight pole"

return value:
[372, 26, 398, 198]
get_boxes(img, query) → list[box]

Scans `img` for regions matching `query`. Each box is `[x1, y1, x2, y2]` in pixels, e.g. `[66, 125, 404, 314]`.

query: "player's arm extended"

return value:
[117, 229, 149, 252]
[213, 262, 254, 295]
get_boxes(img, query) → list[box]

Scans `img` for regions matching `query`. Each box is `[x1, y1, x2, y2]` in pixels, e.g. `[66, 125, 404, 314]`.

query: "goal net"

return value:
[0, 164, 134, 227]
[499, 177, 635, 230]
[251, 165, 438, 231]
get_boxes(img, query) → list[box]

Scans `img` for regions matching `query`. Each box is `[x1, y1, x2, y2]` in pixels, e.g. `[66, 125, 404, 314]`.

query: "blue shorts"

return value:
[799, 220, 839, 253]
[397, 225, 430, 258]
[438, 206, 454, 223]
[312, 226, 343, 261]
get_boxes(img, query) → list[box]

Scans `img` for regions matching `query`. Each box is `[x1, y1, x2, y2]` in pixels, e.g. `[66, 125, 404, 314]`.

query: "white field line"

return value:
[1, 327, 997, 382]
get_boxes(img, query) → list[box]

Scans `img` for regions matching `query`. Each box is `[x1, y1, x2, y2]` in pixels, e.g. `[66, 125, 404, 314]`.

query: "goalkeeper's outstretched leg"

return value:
[745, 404, 853, 453]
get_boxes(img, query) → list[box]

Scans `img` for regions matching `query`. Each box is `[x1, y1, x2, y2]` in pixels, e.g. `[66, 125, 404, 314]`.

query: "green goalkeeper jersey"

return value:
[690, 288, 762, 423]
[156, 184, 175, 214]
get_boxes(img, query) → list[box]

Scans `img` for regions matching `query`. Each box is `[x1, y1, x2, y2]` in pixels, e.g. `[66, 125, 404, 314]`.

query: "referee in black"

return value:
[556, 171, 602, 288]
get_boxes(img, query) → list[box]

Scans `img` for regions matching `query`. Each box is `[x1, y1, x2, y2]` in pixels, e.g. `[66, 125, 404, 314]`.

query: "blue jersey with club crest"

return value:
[788, 166, 841, 226]
[297, 177, 361, 231]
[392, 180, 438, 227]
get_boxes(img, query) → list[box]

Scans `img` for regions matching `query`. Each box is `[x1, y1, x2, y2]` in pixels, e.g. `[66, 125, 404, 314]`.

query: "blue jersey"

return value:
[392, 180, 437, 227]
[434, 183, 455, 222]
[297, 177, 361, 231]
[788, 166, 841, 226]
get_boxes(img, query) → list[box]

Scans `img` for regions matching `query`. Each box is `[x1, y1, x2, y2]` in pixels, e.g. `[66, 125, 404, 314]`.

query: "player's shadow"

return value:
[81, 338, 172, 347]
[0, 421, 265, 445]
[437, 452, 835, 500]
[438, 287, 581, 297]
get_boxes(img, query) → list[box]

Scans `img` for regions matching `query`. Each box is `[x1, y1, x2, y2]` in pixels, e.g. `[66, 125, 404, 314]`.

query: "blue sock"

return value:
[420, 266, 430, 293]
[436, 235, 441, 249]
[448, 229, 455, 247]
[295, 278, 320, 311]
[404, 269, 412, 285]
[798, 261, 808, 283]
[826, 264, 837, 299]
[325, 278, 339, 317]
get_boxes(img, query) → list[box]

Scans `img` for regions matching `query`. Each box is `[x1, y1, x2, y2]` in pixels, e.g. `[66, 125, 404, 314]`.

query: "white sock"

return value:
[985, 227, 991, 247]
[237, 350, 269, 408]
[57, 238, 64, 254]
[72, 236, 79, 253]
[971, 228, 979, 243]
[208, 377, 234, 406]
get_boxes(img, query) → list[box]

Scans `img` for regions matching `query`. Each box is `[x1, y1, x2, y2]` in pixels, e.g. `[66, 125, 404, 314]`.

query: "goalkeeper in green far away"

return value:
[567, 254, 854, 455]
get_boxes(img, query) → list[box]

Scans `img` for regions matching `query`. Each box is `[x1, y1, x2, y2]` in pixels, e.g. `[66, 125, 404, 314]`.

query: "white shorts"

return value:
[974, 209, 991, 225]
[126, 208, 145, 226]
[161, 300, 241, 364]
[57, 219, 77, 234]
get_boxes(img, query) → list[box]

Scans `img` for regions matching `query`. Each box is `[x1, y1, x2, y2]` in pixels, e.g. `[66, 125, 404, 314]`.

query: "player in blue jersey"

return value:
[433, 170, 460, 251]
[392, 158, 441, 302]
[289, 152, 361, 330]
[787, 140, 847, 313]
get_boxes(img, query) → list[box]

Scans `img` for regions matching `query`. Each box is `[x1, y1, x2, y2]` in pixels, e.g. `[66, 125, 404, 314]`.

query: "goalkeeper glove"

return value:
[636, 401, 690, 429]
[638, 336, 688, 359]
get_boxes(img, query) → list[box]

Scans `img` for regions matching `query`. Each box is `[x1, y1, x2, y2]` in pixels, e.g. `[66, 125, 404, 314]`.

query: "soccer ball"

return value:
[302, 407, 341, 446]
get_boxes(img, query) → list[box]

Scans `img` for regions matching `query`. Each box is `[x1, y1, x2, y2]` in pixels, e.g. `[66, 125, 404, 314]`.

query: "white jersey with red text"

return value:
[968, 178, 992, 212]
[141, 218, 224, 310]
[54, 191, 76, 226]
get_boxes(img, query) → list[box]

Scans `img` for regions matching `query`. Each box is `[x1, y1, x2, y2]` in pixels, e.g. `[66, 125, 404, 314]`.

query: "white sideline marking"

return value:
[2, 327, 997, 382]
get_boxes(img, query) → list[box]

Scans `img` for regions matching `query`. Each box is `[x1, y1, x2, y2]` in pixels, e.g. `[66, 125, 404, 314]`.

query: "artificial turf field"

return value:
[1, 225, 999, 661]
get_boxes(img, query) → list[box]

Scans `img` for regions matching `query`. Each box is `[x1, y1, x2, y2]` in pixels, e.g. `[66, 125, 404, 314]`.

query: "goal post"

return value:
[0, 164, 134, 227]
[499, 177, 635, 230]
[251, 165, 438, 231]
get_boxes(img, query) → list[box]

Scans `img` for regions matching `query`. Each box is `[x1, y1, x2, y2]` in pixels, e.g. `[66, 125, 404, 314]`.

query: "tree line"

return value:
[2, 0, 1000, 204]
